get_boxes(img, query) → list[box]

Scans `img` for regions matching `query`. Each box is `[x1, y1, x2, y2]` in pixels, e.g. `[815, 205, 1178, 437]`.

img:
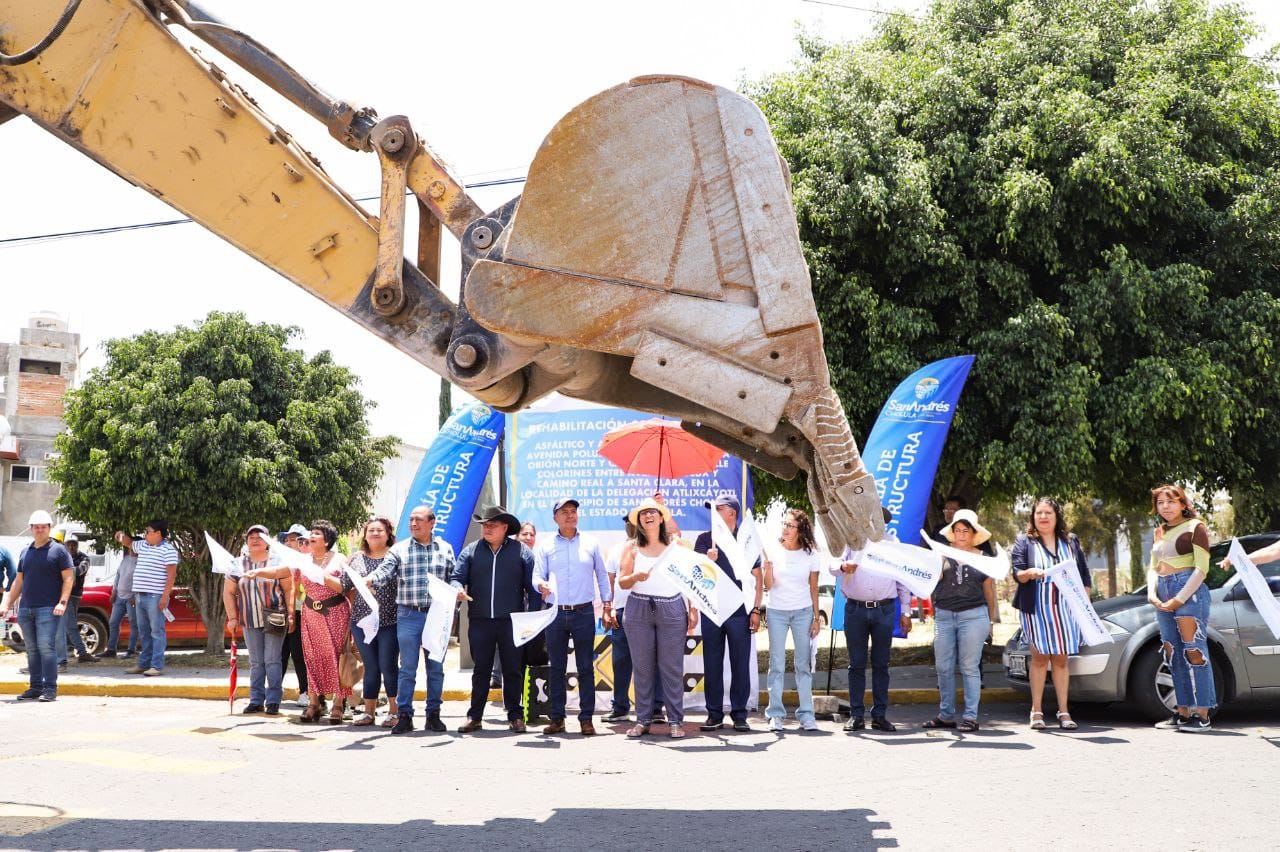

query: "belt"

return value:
[847, 597, 896, 608]
[559, 602, 592, 611]
[306, 595, 347, 613]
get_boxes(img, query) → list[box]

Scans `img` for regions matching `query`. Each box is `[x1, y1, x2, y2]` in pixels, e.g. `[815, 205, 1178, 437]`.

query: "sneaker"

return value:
[125, 666, 146, 674]
[801, 719, 819, 732]
[1154, 714, 1189, 730]
[602, 709, 630, 724]
[392, 715, 414, 734]
[78, 653, 100, 663]
[123, 651, 136, 658]
[143, 668, 162, 676]
[57, 663, 67, 673]
[699, 716, 725, 732]
[651, 709, 667, 724]
[843, 717, 865, 732]
[16, 688, 41, 701]
[265, 704, 280, 716]
[100, 650, 117, 659]
[768, 717, 785, 733]
[243, 703, 265, 714]
[38, 692, 56, 702]
[1179, 715, 1212, 733]
[296, 693, 309, 708]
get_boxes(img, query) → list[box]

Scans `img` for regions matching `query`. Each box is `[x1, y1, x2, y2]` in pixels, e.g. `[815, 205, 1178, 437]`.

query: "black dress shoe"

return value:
[843, 717, 865, 732]
[732, 720, 751, 732]
[392, 714, 414, 734]
[699, 716, 725, 732]
[265, 704, 280, 716]
[871, 717, 896, 732]
[426, 713, 447, 732]
[243, 704, 264, 714]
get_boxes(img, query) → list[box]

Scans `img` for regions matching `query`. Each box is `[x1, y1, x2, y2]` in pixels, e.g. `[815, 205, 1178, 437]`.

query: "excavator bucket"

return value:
[464, 75, 885, 552]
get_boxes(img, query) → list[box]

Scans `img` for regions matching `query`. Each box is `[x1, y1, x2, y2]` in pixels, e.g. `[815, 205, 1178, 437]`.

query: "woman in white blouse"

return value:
[761, 508, 822, 733]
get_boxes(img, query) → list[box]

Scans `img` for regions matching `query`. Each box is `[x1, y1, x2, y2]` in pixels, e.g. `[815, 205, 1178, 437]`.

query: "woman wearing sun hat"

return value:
[924, 509, 998, 732]
[618, 497, 698, 739]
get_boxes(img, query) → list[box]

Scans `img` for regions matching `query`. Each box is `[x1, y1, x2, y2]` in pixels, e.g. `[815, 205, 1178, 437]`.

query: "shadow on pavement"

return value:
[0, 808, 897, 850]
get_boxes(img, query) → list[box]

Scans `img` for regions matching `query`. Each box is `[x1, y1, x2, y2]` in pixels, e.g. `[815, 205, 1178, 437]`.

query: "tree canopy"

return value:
[51, 311, 396, 648]
[748, 0, 1280, 528]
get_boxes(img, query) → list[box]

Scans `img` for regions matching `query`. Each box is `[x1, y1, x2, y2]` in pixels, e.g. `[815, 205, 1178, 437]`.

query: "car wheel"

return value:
[78, 613, 109, 656]
[1128, 641, 1226, 721]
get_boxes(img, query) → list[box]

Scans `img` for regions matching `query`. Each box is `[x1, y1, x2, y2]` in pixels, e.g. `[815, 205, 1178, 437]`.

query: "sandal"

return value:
[626, 724, 650, 739]
[958, 719, 979, 733]
[1029, 711, 1046, 730]
[298, 706, 322, 724]
[1056, 711, 1078, 730]
[380, 715, 397, 728]
[922, 717, 957, 729]
[669, 723, 686, 739]
[352, 712, 374, 727]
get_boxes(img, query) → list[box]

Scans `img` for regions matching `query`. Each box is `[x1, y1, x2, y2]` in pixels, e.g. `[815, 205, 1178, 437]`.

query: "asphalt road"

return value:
[1, 696, 1276, 851]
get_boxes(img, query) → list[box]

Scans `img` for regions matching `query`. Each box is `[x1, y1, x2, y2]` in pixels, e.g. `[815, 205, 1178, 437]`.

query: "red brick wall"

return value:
[17, 373, 68, 417]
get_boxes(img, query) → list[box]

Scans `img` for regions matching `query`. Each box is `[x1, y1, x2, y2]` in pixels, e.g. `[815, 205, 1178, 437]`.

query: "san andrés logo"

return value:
[885, 375, 952, 418]
[690, 562, 718, 591]
[444, 403, 500, 442]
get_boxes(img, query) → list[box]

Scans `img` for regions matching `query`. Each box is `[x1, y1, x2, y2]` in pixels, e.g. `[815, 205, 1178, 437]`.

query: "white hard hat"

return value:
[28, 510, 54, 526]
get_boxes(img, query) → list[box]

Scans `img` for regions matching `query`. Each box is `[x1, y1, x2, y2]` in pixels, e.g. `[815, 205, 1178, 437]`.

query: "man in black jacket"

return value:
[452, 505, 536, 733]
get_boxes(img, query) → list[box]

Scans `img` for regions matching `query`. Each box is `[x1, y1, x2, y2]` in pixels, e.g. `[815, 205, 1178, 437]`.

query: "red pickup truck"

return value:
[2, 582, 232, 655]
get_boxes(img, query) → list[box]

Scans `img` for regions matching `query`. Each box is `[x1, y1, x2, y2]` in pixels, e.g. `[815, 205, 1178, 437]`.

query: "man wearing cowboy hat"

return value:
[451, 505, 537, 733]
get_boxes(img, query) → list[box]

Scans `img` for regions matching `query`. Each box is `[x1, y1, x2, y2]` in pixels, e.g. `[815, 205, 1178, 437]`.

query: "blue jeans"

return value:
[701, 608, 752, 722]
[545, 605, 597, 721]
[844, 600, 895, 719]
[134, 592, 168, 671]
[107, 596, 138, 654]
[1155, 571, 1217, 710]
[394, 605, 443, 717]
[354, 621, 400, 704]
[934, 606, 990, 722]
[58, 596, 87, 664]
[610, 608, 663, 715]
[18, 606, 60, 694]
[766, 607, 815, 722]
[243, 624, 285, 705]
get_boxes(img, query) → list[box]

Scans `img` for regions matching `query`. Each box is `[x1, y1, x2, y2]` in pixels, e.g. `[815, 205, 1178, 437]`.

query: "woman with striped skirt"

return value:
[1010, 497, 1091, 730]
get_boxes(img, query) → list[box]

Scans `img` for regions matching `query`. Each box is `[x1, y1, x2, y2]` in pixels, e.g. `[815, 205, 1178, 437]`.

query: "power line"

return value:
[799, 0, 1280, 66]
[0, 175, 526, 248]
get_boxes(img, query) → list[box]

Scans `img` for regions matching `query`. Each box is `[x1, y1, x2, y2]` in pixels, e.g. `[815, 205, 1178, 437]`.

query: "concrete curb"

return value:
[0, 680, 1025, 706]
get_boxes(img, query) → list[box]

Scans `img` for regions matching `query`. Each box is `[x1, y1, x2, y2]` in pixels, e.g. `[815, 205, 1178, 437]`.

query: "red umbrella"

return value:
[597, 418, 726, 488]
[228, 629, 239, 715]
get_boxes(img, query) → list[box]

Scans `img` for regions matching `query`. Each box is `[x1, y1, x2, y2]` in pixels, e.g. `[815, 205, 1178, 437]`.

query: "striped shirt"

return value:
[132, 539, 179, 595]
[375, 537, 454, 607]
[235, 557, 282, 630]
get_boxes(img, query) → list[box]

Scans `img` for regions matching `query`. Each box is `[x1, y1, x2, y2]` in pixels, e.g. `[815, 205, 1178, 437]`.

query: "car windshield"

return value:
[1205, 534, 1280, 589]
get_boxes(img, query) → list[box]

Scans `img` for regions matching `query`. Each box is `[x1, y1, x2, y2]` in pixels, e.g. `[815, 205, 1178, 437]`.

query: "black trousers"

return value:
[468, 616, 523, 721]
[280, 617, 307, 697]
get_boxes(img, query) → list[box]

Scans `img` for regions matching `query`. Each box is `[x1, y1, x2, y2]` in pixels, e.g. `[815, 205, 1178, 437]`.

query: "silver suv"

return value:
[1002, 533, 1280, 719]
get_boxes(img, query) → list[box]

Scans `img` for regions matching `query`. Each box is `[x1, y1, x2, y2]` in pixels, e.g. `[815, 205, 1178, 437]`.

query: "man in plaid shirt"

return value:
[373, 505, 455, 734]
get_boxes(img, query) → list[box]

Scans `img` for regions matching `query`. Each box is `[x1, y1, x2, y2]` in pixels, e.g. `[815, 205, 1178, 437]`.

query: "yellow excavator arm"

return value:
[0, 0, 885, 551]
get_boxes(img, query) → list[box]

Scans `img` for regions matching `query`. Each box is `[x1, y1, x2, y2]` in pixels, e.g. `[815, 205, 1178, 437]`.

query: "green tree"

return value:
[748, 0, 1280, 527]
[50, 312, 396, 651]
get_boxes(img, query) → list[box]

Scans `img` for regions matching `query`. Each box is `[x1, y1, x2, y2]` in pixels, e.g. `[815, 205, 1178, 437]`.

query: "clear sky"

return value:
[3, 0, 1277, 446]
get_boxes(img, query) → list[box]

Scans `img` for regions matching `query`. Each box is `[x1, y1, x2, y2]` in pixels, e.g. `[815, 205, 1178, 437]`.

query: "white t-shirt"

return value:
[768, 547, 821, 612]
[626, 547, 682, 598]
[605, 539, 631, 609]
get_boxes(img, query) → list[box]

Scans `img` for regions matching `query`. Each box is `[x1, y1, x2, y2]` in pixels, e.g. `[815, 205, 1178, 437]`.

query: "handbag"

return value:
[263, 580, 289, 636]
[338, 638, 364, 690]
